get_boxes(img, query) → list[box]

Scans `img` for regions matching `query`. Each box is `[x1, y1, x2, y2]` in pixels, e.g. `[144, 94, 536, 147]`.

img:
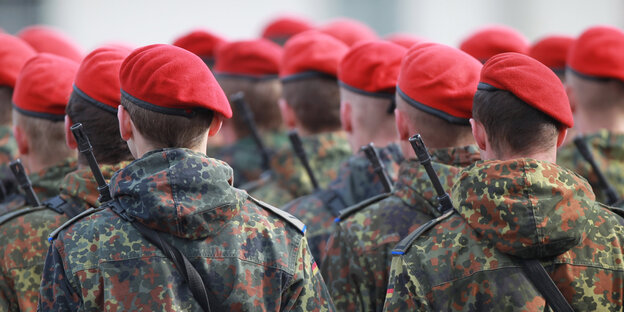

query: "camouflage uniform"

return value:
[281, 143, 403, 263]
[0, 158, 76, 215]
[0, 163, 125, 312]
[558, 129, 624, 205]
[0, 125, 17, 166]
[38, 149, 335, 311]
[384, 159, 624, 311]
[321, 145, 481, 312]
[251, 131, 351, 207]
[216, 130, 289, 187]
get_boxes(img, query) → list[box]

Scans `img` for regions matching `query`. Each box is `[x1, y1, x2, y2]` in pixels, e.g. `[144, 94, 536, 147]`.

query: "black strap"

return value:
[519, 259, 574, 312]
[43, 196, 82, 218]
[317, 189, 348, 217]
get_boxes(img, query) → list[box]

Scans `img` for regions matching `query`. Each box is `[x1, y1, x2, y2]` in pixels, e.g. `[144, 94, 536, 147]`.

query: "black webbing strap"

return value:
[520, 259, 574, 312]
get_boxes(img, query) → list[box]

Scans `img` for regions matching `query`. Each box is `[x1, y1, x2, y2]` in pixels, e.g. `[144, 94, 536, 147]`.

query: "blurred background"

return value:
[1, 0, 622, 51]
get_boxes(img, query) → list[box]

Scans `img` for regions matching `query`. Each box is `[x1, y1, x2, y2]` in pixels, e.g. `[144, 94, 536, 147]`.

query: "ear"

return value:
[13, 124, 28, 155]
[340, 100, 352, 133]
[117, 105, 133, 141]
[395, 109, 410, 141]
[470, 118, 487, 150]
[556, 128, 568, 148]
[64, 115, 77, 149]
[279, 98, 296, 129]
[565, 84, 576, 114]
[208, 114, 223, 137]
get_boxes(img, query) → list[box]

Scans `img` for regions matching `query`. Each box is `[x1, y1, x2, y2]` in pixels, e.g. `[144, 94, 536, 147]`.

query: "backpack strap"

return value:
[43, 195, 82, 218]
[0, 206, 48, 226]
[48, 207, 105, 242]
[334, 192, 391, 223]
[391, 209, 454, 255]
[248, 195, 306, 234]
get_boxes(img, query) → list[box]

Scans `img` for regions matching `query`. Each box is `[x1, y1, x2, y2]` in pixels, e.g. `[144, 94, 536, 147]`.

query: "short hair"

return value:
[120, 95, 214, 150]
[282, 77, 341, 133]
[217, 77, 282, 138]
[340, 87, 396, 139]
[473, 89, 559, 156]
[66, 92, 133, 166]
[565, 70, 624, 110]
[12, 110, 74, 166]
[0, 86, 12, 125]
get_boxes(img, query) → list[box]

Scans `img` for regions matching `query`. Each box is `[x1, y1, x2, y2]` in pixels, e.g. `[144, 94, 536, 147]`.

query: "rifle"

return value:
[70, 123, 111, 203]
[288, 130, 320, 191]
[573, 137, 622, 206]
[9, 159, 41, 207]
[362, 143, 393, 193]
[230, 92, 272, 172]
[408, 134, 453, 213]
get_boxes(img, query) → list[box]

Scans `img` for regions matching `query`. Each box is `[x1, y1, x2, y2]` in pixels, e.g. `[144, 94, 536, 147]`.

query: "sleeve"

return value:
[383, 255, 431, 312]
[37, 243, 82, 311]
[281, 237, 335, 312]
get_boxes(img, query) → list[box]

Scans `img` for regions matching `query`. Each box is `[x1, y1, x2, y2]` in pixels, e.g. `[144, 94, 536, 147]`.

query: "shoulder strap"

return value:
[248, 195, 306, 234]
[519, 259, 574, 312]
[334, 192, 392, 223]
[0, 206, 48, 226]
[43, 195, 82, 218]
[48, 206, 105, 242]
[391, 209, 454, 255]
[316, 189, 348, 217]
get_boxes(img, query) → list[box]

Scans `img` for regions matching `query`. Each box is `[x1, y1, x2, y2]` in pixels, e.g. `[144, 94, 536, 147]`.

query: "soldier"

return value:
[250, 31, 352, 206]
[319, 18, 378, 46]
[528, 35, 574, 82]
[261, 15, 314, 46]
[38, 44, 334, 311]
[172, 28, 227, 69]
[0, 54, 78, 214]
[17, 25, 83, 62]
[384, 52, 624, 311]
[213, 39, 289, 187]
[321, 42, 483, 311]
[557, 26, 624, 205]
[281, 40, 406, 263]
[459, 25, 529, 63]
[0, 46, 133, 312]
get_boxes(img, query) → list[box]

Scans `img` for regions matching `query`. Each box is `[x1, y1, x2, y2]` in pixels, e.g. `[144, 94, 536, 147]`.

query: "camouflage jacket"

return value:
[281, 143, 403, 264]
[384, 159, 624, 311]
[0, 163, 125, 312]
[557, 130, 624, 205]
[251, 131, 352, 207]
[217, 130, 289, 187]
[0, 158, 76, 215]
[321, 145, 481, 312]
[0, 125, 17, 166]
[38, 148, 335, 311]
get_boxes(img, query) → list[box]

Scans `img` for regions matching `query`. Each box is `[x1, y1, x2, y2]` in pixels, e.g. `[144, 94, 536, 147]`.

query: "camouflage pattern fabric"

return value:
[217, 130, 289, 187]
[0, 163, 125, 312]
[321, 145, 481, 312]
[38, 148, 335, 311]
[251, 131, 351, 207]
[0, 125, 17, 167]
[282, 143, 403, 264]
[384, 159, 624, 311]
[0, 158, 76, 215]
[558, 129, 624, 205]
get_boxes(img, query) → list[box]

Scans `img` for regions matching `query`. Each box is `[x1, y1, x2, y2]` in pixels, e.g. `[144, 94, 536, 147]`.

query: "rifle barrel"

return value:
[573, 137, 620, 205]
[362, 143, 393, 193]
[288, 130, 320, 191]
[230, 92, 271, 171]
[409, 134, 453, 213]
[70, 123, 112, 203]
[9, 159, 41, 207]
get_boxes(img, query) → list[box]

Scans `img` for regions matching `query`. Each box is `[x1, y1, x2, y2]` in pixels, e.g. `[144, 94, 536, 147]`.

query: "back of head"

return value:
[0, 34, 36, 125]
[459, 25, 529, 63]
[119, 44, 231, 150]
[17, 25, 83, 62]
[172, 29, 227, 68]
[69, 46, 133, 166]
[396, 42, 482, 148]
[474, 53, 572, 159]
[261, 15, 314, 46]
[319, 18, 378, 46]
[280, 31, 350, 133]
[214, 39, 283, 138]
[12, 53, 79, 166]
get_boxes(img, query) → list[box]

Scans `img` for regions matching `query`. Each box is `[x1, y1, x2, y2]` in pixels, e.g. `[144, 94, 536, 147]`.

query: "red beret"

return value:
[528, 35, 574, 73]
[567, 26, 624, 81]
[0, 34, 36, 88]
[17, 26, 83, 63]
[280, 31, 349, 81]
[398, 43, 482, 125]
[261, 16, 314, 41]
[479, 52, 573, 128]
[214, 39, 282, 79]
[120, 44, 232, 118]
[385, 33, 424, 48]
[172, 29, 227, 61]
[319, 18, 378, 46]
[338, 40, 406, 95]
[13, 53, 79, 121]
[459, 25, 529, 62]
[74, 46, 131, 114]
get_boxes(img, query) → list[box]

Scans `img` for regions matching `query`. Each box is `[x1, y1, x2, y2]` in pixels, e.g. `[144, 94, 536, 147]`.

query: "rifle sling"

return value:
[519, 259, 574, 312]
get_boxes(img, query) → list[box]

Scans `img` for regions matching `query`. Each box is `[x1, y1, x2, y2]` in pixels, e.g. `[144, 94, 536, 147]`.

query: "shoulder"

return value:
[48, 205, 120, 243]
[248, 195, 306, 235]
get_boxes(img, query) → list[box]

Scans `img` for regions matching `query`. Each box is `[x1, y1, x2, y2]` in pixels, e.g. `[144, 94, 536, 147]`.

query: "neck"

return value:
[350, 133, 396, 154]
[575, 109, 624, 135]
[21, 154, 52, 175]
[133, 133, 209, 159]
[484, 147, 558, 164]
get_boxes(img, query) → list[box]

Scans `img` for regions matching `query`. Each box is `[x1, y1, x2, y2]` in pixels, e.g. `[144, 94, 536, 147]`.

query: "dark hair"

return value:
[473, 89, 560, 156]
[0, 86, 13, 124]
[120, 95, 214, 149]
[282, 77, 341, 133]
[66, 92, 133, 165]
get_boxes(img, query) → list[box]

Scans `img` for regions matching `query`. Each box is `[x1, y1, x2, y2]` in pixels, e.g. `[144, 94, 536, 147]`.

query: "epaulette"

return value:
[0, 206, 48, 226]
[334, 192, 392, 223]
[248, 195, 306, 234]
[48, 206, 106, 242]
[391, 209, 454, 256]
